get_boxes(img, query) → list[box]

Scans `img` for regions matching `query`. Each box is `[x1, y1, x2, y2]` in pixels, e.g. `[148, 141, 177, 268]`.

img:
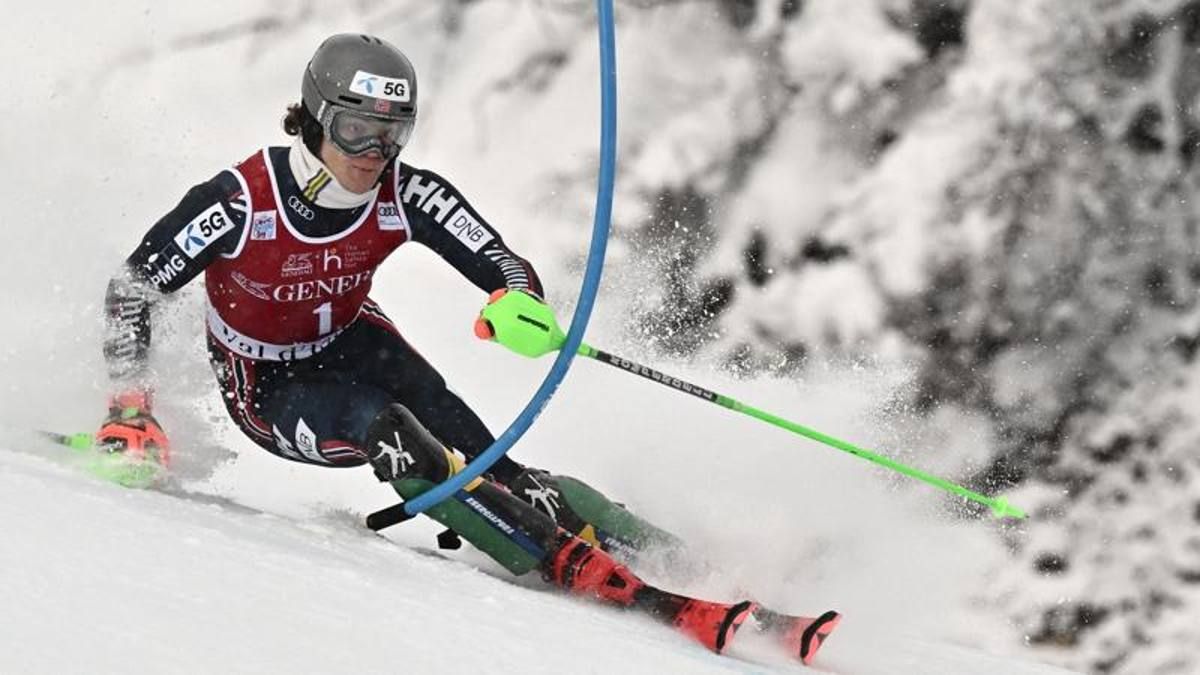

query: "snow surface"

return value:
[0, 2, 1079, 673]
[1, 442, 1076, 675]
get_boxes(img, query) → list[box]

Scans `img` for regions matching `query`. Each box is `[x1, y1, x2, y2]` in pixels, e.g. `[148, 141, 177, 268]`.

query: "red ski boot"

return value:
[543, 533, 643, 606]
[543, 534, 756, 654]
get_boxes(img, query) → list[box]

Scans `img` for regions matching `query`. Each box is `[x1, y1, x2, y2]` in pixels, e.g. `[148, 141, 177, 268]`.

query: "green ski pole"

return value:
[477, 290, 1027, 520]
[575, 346, 1026, 520]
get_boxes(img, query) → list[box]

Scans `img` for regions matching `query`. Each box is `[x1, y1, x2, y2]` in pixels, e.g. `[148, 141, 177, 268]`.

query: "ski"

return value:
[37, 429, 166, 488]
[35, 430, 831, 664]
[751, 605, 841, 665]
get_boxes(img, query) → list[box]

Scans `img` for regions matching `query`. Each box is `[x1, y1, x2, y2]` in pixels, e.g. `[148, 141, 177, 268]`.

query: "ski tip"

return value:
[715, 600, 757, 654]
[799, 610, 841, 665]
[39, 430, 95, 451]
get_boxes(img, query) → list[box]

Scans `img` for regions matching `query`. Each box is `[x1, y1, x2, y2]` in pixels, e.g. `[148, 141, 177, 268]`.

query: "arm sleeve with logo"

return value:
[399, 166, 544, 298]
[103, 171, 248, 382]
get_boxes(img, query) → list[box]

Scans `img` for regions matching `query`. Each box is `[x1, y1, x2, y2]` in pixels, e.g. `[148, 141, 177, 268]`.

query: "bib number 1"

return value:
[313, 302, 333, 336]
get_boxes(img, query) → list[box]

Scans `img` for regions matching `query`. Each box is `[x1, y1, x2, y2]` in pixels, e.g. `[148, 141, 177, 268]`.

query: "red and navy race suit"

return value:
[104, 146, 540, 480]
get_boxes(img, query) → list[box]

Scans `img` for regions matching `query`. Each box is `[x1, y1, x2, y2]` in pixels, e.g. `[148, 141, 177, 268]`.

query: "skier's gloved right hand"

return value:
[473, 289, 566, 358]
[95, 390, 172, 466]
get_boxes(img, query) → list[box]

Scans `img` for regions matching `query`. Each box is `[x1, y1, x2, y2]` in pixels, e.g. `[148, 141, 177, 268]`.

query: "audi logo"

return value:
[288, 195, 315, 220]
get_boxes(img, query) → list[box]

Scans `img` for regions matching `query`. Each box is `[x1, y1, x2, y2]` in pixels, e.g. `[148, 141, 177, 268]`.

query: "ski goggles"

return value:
[319, 104, 415, 160]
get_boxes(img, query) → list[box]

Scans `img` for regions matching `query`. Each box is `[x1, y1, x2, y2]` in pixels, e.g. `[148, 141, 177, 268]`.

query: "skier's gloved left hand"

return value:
[474, 289, 566, 358]
[95, 390, 172, 466]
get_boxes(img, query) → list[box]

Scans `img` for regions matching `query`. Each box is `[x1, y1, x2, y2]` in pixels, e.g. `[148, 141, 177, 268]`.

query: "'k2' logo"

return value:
[523, 475, 562, 519]
[372, 431, 415, 480]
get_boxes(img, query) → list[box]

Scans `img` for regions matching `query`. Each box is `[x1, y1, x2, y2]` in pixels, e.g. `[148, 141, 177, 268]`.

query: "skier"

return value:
[92, 32, 803, 653]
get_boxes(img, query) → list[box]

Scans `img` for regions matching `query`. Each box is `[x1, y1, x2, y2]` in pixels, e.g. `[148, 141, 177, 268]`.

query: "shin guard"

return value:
[509, 469, 684, 560]
[367, 404, 560, 575]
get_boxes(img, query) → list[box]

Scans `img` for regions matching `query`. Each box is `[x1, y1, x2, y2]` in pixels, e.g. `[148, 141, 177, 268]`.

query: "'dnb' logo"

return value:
[355, 75, 378, 93]
[182, 223, 205, 252]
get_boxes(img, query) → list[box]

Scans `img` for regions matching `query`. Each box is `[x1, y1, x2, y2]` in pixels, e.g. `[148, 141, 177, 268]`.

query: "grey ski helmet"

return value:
[302, 34, 418, 159]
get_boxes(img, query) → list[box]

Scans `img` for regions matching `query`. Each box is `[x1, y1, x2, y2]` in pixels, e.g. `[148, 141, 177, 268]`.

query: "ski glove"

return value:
[474, 289, 566, 358]
[95, 390, 171, 466]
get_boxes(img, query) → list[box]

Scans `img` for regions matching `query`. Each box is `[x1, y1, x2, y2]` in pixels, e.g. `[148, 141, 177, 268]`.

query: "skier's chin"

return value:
[343, 163, 384, 193]
[320, 140, 387, 194]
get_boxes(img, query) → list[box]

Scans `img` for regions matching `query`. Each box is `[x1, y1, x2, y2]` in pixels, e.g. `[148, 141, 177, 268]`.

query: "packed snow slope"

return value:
[0, 1, 1081, 673]
[1, 435, 1073, 675]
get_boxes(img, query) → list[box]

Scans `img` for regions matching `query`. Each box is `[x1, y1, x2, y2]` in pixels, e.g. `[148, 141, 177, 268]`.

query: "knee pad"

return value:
[365, 403, 451, 483]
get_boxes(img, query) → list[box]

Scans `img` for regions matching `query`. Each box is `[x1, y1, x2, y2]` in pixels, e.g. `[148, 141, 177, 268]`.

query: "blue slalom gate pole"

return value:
[399, 0, 617, 517]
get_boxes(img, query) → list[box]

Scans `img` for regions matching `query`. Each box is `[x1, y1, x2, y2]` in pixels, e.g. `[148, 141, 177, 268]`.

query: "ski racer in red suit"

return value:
[94, 33, 798, 653]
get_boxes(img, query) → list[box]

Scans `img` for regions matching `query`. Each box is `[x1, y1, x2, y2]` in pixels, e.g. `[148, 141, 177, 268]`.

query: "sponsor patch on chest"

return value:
[377, 201, 404, 231]
[231, 270, 272, 300]
[281, 253, 315, 277]
[250, 211, 277, 240]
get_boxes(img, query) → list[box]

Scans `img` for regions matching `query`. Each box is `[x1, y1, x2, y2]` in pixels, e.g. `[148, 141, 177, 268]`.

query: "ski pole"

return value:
[477, 292, 1027, 520]
[575, 345, 1026, 520]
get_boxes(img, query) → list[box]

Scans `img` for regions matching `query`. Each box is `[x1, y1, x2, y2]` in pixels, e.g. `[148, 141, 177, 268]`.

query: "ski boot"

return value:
[89, 391, 171, 487]
[543, 533, 756, 653]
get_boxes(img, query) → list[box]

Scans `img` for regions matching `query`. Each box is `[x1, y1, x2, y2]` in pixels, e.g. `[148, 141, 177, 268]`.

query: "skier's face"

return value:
[320, 139, 388, 194]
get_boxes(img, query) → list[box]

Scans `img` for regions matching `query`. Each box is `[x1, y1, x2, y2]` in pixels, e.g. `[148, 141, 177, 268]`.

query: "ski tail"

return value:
[794, 610, 841, 665]
[753, 606, 841, 665]
[671, 598, 757, 654]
